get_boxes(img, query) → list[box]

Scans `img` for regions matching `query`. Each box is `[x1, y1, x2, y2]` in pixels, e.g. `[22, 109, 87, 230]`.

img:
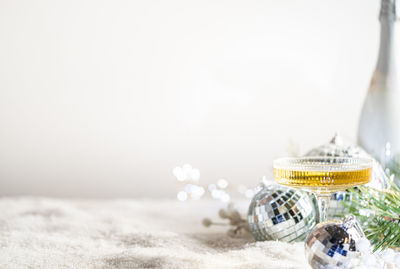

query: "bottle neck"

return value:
[376, 20, 395, 75]
[379, 0, 397, 22]
[375, 0, 398, 81]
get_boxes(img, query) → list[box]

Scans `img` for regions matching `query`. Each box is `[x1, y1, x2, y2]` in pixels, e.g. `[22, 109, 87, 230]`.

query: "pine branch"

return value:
[344, 184, 400, 251]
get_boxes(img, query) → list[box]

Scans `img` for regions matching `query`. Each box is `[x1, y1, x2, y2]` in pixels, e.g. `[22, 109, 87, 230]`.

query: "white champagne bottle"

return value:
[358, 0, 400, 181]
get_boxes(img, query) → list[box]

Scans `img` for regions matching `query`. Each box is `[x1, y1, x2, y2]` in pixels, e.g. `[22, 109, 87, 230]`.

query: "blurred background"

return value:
[0, 0, 380, 198]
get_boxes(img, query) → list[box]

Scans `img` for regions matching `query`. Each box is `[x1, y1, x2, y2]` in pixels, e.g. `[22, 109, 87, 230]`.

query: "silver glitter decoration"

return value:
[305, 215, 365, 269]
[247, 184, 316, 242]
[305, 134, 390, 219]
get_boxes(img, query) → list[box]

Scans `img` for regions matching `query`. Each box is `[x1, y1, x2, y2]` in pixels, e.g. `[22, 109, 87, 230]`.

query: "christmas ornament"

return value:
[247, 184, 316, 242]
[305, 215, 366, 269]
[305, 134, 389, 219]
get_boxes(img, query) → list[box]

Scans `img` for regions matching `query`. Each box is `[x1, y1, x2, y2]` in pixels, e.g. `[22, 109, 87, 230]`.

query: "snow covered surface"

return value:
[0, 197, 308, 268]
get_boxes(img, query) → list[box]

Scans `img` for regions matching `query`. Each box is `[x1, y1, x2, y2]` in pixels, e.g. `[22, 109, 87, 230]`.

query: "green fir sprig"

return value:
[345, 184, 400, 251]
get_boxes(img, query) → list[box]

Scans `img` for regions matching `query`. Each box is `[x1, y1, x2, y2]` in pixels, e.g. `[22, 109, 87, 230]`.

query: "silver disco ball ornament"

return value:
[305, 215, 365, 269]
[305, 133, 389, 219]
[247, 184, 316, 242]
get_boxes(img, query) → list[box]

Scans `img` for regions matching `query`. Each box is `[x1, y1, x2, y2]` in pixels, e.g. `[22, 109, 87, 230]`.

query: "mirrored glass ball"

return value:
[248, 184, 316, 242]
[305, 215, 365, 269]
[305, 133, 389, 219]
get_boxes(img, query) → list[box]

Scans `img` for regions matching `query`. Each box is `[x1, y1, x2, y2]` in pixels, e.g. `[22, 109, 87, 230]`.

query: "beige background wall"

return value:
[0, 0, 380, 197]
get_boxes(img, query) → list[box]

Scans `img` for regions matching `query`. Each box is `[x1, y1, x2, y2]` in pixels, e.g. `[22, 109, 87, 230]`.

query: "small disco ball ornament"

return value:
[247, 184, 316, 242]
[305, 133, 390, 219]
[305, 215, 365, 269]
